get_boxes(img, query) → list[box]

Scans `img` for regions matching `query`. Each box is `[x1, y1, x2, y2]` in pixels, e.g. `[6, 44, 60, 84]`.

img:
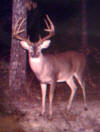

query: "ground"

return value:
[0, 57, 100, 132]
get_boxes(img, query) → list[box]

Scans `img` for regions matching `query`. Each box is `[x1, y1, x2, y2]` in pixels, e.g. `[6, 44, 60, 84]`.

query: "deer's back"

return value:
[43, 51, 86, 82]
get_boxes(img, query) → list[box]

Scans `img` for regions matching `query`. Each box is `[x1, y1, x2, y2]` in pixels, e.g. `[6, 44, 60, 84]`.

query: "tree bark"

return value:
[81, 0, 88, 52]
[9, 0, 27, 100]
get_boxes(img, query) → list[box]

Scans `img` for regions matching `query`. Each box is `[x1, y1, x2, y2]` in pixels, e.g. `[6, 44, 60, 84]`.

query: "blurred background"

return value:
[0, 1, 100, 131]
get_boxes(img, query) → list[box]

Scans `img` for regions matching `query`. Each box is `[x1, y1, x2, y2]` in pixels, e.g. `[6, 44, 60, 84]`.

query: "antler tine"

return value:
[27, 35, 32, 45]
[45, 15, 55, 32]
[38, 34, 42, 40]
[13, 18, 21, 35]
[13, 17, 33, 45]
[17, 18, 26, 33]
[44, 19, 50, 32]
[37, 15, 55, 45]
[13, 17, 26, 36]
[16, 29, 25, 34]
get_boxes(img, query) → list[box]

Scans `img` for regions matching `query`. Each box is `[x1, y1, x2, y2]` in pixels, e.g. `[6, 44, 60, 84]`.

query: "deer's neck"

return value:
[29, 54, 44, 75]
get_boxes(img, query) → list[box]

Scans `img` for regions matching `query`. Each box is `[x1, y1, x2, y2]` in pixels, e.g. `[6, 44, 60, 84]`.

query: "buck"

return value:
[13, 15, 87, 117]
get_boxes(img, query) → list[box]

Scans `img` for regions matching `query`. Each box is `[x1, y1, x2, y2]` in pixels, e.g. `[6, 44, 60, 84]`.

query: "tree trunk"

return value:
[9, 0, 27, 100]
[81, 0, 88, 52]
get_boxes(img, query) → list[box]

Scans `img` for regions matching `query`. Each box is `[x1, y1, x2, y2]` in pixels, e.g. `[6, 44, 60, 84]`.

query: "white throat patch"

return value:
[30, 57, 41, 63]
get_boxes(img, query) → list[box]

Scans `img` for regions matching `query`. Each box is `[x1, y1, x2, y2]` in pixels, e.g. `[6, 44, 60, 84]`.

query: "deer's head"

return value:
[20, 40, 51, 58]
[13, 15, 54, 58]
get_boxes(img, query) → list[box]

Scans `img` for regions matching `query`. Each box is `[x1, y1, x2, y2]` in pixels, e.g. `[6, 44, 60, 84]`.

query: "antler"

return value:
[13, 15, 54, 46]
[12, 17, 32, 45]
[37, 15, 55, 45]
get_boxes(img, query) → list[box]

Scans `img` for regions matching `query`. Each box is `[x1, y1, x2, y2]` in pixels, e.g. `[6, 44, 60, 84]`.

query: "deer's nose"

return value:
[30, 51, 40, 58]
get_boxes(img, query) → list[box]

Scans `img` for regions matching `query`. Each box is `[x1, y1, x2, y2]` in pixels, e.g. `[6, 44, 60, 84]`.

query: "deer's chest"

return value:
[29, 57, 52, 83]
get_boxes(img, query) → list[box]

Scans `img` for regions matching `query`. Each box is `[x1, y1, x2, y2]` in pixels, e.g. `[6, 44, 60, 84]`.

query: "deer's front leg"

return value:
[49, 82, 55, 116]
[40, 83, 47, 116]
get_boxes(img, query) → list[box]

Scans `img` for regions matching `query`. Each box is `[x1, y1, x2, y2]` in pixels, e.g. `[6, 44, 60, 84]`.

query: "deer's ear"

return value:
[40, 40, 51, 49]
[20, 41, 30, 50]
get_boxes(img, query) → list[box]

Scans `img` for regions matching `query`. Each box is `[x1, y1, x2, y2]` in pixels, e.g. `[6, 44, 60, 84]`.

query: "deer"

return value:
[12, 15, 87, 117]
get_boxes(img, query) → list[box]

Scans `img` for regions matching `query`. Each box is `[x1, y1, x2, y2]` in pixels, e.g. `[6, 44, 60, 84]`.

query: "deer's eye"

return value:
[30, 46, 34, 51]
